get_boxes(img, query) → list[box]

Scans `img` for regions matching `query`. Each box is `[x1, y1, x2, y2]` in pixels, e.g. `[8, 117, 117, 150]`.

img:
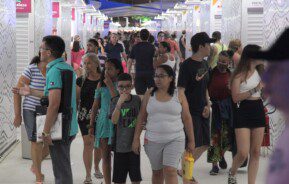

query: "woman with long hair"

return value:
[76, 53, 102, 183]
[89, 58, 123, 184]
[153, 41, 176, 70]
[228, 45, 265, 184]
[228, 39, 242, 70]
[132, 65, 195, 184]
[71, 40, 85, 76]
[13, 53, 49, 184]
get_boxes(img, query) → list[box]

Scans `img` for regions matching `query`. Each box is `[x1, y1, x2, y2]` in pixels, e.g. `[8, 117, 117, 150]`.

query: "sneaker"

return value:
[94, 170, 103, 179]
[228, 171, 237, 184]
[209, 166, 219, 175]
[219, 156, 228, 169]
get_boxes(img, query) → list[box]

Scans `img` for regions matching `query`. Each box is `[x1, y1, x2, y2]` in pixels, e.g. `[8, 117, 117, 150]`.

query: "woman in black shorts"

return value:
[228, 45, 265, 184]
[76, 53, 103, 183]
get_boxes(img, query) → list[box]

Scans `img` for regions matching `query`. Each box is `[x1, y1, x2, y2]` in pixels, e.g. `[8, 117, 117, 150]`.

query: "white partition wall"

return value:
[0, 0, 17, 157]
[263, 0, 289, 48]
[222, 0, 242, 45]
[61, 5, 72, 62]
[200, 2, 211, 35]
[209, 0, 222, 35]
[241, 0, 264, 46]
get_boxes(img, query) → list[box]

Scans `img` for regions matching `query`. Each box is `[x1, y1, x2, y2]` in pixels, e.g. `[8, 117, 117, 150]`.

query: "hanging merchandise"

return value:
[83, 13, 86, 23]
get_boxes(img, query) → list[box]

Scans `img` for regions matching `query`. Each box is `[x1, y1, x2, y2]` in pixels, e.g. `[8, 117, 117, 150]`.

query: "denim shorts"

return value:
[23, 109, 37, 142]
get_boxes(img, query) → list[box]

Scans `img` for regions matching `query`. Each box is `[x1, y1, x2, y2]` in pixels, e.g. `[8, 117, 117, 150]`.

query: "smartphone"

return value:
[197, 68, 207, 77]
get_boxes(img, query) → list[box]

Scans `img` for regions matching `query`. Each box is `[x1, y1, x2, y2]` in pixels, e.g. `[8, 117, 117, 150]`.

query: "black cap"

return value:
[191, 32, 216, 47]
[247, 28, 289, 61]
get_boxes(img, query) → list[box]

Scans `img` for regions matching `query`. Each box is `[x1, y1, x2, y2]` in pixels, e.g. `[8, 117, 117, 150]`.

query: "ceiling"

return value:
[94, 0, 183, 17]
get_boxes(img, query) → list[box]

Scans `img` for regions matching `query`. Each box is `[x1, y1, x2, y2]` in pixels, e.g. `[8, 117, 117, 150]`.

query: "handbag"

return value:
[36, 106, 62, 142]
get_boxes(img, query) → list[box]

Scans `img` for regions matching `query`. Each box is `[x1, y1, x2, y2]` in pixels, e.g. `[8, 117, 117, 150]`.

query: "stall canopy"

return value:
[94, 0, 183, 17]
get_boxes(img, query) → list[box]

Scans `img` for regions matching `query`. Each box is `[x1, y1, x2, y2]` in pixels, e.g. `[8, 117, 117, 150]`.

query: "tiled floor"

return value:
[0, 131, 269, 184]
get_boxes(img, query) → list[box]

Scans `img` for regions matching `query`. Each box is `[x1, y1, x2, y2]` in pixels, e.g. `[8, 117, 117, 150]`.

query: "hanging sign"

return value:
[52, 2, 60, 18]
[90, 16, 93, 24]
[72, 8, 75, 21]
[96, 18, 98, 25]
[16, 0, 31, 13]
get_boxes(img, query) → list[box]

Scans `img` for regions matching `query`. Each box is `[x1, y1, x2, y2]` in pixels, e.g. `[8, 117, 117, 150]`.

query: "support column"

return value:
[0, 0, 17, 157]
[34, 0, 53, 55]
[60, 5, 72, 63]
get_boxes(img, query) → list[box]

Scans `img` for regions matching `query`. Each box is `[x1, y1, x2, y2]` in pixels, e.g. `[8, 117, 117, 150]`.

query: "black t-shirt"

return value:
[76, 77, 100, 123]
[177, 58, 209, 116]
[105, 43, 124, 62]
[129, 42, 155, 75]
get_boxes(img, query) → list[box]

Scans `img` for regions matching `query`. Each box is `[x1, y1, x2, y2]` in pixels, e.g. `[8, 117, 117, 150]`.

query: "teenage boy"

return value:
[178, 32, 216, 183]
[110, 73, 142, 184]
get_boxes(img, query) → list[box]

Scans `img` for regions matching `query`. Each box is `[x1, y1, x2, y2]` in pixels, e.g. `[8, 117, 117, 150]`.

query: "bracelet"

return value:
[249, 88, 257, 95]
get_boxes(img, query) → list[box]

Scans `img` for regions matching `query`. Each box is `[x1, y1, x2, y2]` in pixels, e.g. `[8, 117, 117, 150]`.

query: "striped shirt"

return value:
[22, 64, 46, 111]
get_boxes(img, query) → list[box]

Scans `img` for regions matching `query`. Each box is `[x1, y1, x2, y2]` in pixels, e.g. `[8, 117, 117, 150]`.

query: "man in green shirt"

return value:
[15, 35, 78, 184]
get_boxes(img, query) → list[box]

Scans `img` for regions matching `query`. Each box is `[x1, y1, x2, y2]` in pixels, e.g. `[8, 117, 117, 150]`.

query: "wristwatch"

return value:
[42, 132, 50, 137]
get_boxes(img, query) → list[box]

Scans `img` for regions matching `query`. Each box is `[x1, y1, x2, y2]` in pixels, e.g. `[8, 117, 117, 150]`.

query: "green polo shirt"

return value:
[44, 58, 78, 136]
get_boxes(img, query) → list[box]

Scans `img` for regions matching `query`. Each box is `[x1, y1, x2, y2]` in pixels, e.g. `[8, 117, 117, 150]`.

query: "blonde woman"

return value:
[228, 39, 242, 70]
[76, 53, 103, 183]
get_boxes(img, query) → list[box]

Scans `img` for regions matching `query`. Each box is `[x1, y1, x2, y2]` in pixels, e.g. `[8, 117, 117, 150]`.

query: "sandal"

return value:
[94, 170, 103, 179]
[83, 178, 93, 184]
[177, 169, 183, 177]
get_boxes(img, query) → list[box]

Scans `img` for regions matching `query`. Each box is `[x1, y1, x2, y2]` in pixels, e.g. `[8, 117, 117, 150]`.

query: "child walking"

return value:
[110, 73, 142, 184]
[90, 59, 123, 184]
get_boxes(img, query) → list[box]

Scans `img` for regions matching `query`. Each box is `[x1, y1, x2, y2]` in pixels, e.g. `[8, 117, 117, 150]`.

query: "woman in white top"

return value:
[228, 45, 265, 184]
[154, 41, 176, 70]
[132, 65, 195, 184]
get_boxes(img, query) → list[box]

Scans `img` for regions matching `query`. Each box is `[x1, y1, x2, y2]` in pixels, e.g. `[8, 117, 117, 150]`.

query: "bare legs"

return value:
[31, 142, 49, 182]
[82, 135, 94, 180]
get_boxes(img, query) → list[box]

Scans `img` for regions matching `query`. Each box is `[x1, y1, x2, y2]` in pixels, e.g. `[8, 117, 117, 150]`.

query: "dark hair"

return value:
[42, 35, 65, 59]
[100, 58, 124, 87]
[148, 35, 155, 44]
[98, 38, 104, 46]
[171, 34, 176, 39]
[151, 65, 176, 97]
[219, 50, 234, 59]
[88, 38, 99, 47]
[30, 56, 41, 65]
[191, 41, 205, 53]
[118, 73, 132, 82]
[140, 29, 150, 41]
[160, 41, 171, 53]
[72, 41, 81, 52]
[212, 31, 221, 41]
[157, 31, 165, 37]
[231, 44, 264, 85]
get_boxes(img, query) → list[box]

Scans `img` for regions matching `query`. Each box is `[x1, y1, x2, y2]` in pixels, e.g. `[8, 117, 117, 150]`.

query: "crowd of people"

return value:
[11, 27, 289, 184]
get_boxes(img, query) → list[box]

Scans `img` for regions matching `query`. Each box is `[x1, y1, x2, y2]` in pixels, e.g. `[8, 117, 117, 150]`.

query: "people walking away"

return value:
[179, 30, 187, 59]
[110, 73, 142, 184]
[208, 31, 228, 69]
[128, 29, 155, 99]
[177, 32, 216, 183]
[132, 65, 195, 184]
[228, 45, 265, 184]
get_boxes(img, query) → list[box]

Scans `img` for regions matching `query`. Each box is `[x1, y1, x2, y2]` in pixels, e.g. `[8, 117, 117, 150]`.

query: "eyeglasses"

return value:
[154, 74, 169, 79]
[118, 85, 132, 91]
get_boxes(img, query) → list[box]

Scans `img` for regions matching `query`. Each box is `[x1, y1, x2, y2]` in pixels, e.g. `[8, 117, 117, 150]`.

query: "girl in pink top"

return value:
[71, 40, 85, 70]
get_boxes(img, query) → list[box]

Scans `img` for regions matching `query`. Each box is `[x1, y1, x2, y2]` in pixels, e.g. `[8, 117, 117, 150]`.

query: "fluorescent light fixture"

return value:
[185, 0, 202, 5]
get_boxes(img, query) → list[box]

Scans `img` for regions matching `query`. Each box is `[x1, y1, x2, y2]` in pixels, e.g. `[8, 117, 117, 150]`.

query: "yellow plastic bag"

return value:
[182, 151, 194, 181]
